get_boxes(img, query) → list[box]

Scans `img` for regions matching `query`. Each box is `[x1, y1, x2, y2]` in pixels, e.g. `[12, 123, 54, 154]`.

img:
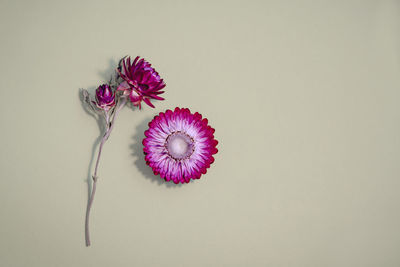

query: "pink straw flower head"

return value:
[143, 107, 218, 184]
[116, 56, 165, 109]
[94, 84, 115, 110]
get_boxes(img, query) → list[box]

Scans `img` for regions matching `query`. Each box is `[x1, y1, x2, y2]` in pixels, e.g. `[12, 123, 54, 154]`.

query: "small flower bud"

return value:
[95, 84, 115, 110]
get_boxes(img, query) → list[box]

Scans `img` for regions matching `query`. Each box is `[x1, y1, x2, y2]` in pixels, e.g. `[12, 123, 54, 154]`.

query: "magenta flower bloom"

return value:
[143, 107, 218, 184]
[94, 84, 115, 110]
[117, 56, 165, 109]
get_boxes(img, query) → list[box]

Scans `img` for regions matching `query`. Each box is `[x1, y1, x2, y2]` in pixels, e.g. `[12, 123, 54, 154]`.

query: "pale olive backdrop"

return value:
[0, 0, 399, 266]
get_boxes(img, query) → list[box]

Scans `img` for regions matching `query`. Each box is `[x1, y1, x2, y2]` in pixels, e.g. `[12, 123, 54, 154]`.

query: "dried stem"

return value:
[85, 97, 127, 247]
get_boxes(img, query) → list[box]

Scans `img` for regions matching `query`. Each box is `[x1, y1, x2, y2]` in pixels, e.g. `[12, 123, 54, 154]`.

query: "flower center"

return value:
[165, 131, 194, 160]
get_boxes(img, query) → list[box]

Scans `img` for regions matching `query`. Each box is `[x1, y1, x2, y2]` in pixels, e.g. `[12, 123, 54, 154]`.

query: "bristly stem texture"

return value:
[85, 97, 127, 247]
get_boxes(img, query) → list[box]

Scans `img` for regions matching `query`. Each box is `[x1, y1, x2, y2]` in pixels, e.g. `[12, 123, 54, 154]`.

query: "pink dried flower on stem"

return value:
[82, 56, 165, 246]
[117, 56, 165, 109]
[94, 84, 115, 110]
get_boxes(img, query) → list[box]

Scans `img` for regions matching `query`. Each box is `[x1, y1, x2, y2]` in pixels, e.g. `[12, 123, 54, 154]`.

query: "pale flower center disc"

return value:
[165, 131, 194, 160]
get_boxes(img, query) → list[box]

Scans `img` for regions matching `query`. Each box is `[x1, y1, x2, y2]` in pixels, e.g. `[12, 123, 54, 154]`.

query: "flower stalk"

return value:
[85, 97, 127, 247]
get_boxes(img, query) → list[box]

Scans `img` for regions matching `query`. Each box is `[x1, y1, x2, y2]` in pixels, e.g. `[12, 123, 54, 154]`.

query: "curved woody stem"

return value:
[85, 97, 127, 247]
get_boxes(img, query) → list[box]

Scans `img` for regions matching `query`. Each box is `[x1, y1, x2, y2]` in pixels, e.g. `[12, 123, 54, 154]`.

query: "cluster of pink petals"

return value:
[117, 56, 165, 108]
[143, 107, 218, 184]
[94, 84, 115, 110]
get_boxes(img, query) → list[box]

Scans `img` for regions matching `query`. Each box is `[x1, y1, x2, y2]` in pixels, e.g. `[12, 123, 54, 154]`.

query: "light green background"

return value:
[0, 0, 399, 266]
